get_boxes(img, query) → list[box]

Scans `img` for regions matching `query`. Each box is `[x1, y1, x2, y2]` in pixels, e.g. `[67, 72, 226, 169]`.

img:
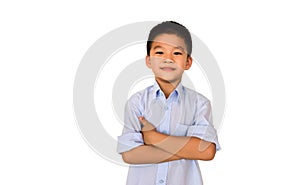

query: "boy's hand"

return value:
[139, 116, 156, 132]
[139, 117, 157, 145]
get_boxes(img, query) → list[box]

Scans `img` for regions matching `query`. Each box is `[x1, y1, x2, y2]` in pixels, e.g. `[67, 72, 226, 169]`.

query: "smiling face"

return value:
[146, 34, 192, 85]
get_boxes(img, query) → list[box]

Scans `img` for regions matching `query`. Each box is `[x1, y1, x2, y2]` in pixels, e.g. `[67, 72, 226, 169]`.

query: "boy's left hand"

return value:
[139, 116, 156, 132]
[139, 117, 157, 145]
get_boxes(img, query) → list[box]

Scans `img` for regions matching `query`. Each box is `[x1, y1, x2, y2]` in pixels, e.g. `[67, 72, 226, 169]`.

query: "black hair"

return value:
[147, 21, 192, 56]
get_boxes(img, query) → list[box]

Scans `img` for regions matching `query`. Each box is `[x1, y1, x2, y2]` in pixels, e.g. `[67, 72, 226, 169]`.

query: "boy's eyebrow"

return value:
[174, 46, 185, 51]
[153, 45, 185, 51]
[153, 45, 163, 50]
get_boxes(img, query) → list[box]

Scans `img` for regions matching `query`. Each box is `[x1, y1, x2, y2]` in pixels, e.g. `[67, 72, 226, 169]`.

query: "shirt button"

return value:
[159, 179, 164, 183]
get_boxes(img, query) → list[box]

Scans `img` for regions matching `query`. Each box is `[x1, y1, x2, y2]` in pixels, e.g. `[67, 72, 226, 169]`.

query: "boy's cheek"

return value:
[150, 57, 165, 64]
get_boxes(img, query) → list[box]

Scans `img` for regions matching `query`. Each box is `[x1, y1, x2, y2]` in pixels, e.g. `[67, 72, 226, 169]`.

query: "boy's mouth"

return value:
[160, 67, 176, 71]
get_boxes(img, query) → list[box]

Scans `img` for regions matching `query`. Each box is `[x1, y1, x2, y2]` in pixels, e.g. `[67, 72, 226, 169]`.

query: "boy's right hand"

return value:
[138, 116, 156, 132]
[139, 117, 158, 145]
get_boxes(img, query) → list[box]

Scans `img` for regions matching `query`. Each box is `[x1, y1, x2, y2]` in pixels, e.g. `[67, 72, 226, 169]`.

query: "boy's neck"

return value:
[155, 77, 181, 99]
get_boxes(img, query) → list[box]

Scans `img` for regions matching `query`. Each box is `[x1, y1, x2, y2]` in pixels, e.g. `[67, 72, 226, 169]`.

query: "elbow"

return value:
[198, 143, 216, 161]
[121, 152, 132, 164]
[121, 151, 137, 164]
[204, 144, 216, 161]
[204, 151, 216, 161]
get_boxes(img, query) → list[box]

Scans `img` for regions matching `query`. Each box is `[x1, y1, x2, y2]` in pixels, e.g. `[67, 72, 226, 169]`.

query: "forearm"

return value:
[144, 131, 216, 160]
[121, 145, 182, 164]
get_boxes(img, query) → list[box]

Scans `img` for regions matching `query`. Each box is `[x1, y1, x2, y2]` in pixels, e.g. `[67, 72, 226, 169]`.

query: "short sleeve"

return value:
[117, 97, 144, 153]
[186, 100, 221, 151]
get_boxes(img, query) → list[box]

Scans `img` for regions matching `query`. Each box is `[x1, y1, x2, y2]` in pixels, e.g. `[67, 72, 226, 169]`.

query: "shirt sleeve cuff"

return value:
[117, 132, 144, 153]
[187, 124, 221, 151]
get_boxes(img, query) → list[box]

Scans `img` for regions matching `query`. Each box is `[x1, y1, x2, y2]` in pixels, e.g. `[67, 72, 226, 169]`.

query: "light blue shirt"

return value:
[117, 81, 220, 185]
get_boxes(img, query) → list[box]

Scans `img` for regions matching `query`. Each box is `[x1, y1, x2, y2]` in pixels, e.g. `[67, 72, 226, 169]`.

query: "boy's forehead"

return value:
[151, 34, 187, 50]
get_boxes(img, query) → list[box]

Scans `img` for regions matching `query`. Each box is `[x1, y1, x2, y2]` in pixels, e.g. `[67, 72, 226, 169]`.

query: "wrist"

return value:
[149, 131, 167, 146]
[142, 129, 157, 145]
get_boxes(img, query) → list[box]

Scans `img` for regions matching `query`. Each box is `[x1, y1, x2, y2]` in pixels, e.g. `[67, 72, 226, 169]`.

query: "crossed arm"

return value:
[121, 117, 216, 164]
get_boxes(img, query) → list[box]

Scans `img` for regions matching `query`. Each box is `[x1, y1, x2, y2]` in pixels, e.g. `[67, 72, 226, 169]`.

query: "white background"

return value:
[1, 0, 300, 184]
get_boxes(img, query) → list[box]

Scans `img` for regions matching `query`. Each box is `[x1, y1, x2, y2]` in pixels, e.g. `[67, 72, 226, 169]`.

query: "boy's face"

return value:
[146, 34, 192, 84]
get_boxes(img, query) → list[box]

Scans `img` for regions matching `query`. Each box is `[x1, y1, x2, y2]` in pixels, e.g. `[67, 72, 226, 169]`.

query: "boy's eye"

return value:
[173, 52, 182, 55]
[155, 51, 164, 54]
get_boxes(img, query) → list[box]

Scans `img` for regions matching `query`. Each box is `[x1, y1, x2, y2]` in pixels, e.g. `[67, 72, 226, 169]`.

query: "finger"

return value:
[138, 116, 148, 124]
[138, 116, 144, 121]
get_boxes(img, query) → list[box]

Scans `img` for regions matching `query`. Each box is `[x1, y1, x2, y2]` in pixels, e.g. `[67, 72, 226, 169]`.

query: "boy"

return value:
[117, 21, 220, 185]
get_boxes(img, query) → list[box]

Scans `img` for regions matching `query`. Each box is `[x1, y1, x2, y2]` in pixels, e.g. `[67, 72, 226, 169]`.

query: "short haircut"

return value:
[147, 21, 192, 56]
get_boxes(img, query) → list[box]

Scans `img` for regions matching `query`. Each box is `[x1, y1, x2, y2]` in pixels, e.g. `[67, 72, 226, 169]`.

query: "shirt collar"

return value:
[152, 81, 161, 99]
[152, 80, 184, 102]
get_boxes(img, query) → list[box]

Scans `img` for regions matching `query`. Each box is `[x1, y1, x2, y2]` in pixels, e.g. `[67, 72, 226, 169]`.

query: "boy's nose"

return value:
[163, 59, 174, 63]
[163, 52, 174, 63]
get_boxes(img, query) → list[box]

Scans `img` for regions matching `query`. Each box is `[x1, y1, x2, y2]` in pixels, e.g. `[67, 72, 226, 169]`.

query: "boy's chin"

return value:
[156, 76, 181, 84]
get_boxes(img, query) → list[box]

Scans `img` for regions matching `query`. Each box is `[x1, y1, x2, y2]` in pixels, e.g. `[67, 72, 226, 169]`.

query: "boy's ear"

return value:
[145, 55, 151, 68]
[184, 56, 193, 70]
